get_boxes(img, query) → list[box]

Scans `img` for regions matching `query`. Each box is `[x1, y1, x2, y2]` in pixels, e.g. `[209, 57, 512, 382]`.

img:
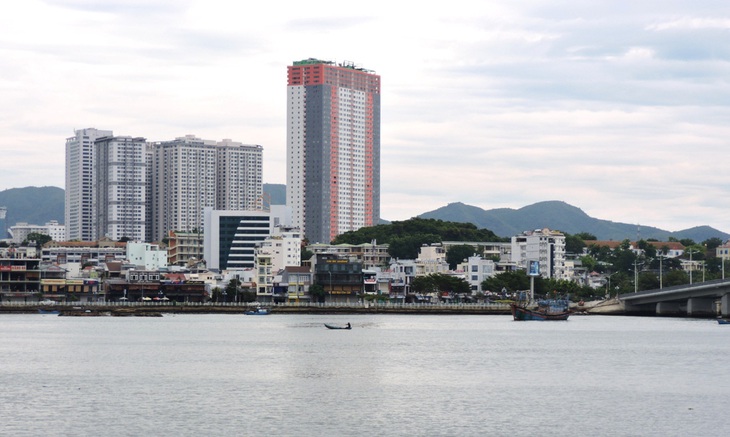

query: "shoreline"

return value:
[2, 303, 519, 316]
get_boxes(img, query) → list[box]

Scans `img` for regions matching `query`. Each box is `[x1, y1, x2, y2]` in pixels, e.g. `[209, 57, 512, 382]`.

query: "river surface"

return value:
[0, 313, 728, 436]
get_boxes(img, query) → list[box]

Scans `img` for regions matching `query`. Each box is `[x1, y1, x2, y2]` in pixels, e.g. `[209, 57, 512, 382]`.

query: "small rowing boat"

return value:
[324, 323, 351, 330]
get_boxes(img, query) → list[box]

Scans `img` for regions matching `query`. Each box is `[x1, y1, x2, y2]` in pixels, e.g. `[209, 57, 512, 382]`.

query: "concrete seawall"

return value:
[1, 303, 515, 316]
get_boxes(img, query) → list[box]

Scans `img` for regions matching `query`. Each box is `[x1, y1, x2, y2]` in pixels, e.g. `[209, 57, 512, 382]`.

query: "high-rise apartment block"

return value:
[94, 136, 148, 241]
[286, 58, 381, 244]
[65, 128, 113, 241]
[149, 135, 263, 242]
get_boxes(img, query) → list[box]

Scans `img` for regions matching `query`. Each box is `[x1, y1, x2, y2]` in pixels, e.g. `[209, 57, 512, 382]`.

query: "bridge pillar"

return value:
[722, 294, 730, 317]
[655, 302, 683, 316]
[687, 298, 716, 318]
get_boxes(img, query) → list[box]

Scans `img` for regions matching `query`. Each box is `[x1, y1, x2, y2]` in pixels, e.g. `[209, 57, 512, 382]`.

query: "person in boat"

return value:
[346, 323, 351, 329]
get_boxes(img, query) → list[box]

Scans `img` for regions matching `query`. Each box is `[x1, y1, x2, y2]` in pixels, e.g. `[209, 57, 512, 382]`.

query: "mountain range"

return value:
[418, 201, 729, 242]
[1, 186, 727, 242]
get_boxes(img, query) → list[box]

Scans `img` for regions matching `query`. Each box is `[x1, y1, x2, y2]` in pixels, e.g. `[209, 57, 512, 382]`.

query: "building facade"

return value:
[149, 135, 263, 242]
[65, 128, 113, 241]
[203, 206, 291, 271]
[94, 135, 147, 241]
[286, 58, 381, 244]
[9, 221, 65, 244]
[511, 228, 567, 279]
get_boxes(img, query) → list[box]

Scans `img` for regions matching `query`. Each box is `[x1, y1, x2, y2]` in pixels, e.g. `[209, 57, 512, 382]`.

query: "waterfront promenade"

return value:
[0, 301, 514, 315]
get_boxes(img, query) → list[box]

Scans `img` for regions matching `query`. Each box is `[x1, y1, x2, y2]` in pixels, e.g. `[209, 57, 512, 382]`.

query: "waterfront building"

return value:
[95, 135, 147, 242]
[307, 241, 390, 269]
[0, 257, 42, 302]
[8, 221, 65, 244]
[312, 253, 364, 302]
[286, 58, 381, 244]
[41, 240, 126, 278]
[203, 205, 291, 271]
[462, 255, 497, 292]
[511, 229, 567, 279]
[280, 266, 312, 302]
[166, 230, 204, 267]
[126, 242, 167, 271]
[65, 128, 113, 241]
[149, 135, 263, 242]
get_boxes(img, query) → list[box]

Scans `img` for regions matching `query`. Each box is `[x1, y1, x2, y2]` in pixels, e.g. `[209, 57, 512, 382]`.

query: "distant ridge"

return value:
[2, 188, 727, 243]
[0, 187, 65, 230]
[419, 201, 729, 242]
[263, 183, 286, 205]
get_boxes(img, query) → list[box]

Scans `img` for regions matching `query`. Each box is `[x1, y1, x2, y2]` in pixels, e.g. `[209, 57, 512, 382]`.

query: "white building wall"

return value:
[126, 242, 167, 270]
[65, 128, 113, 241]
[286, 85, 306, 235]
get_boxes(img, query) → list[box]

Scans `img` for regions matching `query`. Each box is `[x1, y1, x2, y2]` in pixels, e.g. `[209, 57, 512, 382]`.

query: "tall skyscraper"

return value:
[286, 58, 381, 244]
[149, 135, 263, 242]
[65, 128, 113, 241]
[94, 135, 148, 241]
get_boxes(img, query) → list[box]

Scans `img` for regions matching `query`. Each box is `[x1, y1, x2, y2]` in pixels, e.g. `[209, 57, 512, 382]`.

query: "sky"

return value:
[2, 0, 729, 233]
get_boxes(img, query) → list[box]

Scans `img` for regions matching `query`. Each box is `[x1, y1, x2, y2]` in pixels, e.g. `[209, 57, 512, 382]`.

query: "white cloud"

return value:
[1, 0, 730, 233]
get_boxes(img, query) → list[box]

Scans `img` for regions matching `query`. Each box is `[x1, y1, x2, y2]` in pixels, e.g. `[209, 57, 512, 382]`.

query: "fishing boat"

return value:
[38, 309, 60, 315]
[324, 323, 351, 330]
[717, 318, 730, 325]
[244, 307, 270, 315]
[511, 299, 570, 321]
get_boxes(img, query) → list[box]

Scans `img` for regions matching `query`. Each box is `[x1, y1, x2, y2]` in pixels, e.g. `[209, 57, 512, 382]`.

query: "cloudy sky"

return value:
[2, 0, 729, 233]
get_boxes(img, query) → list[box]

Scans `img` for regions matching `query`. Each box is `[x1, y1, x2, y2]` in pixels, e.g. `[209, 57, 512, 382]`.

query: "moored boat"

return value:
[38, 309, 60, 315]
[245, 307, 270, 315]
[510, 300, 570, 321]
[717, 318, 730, 325]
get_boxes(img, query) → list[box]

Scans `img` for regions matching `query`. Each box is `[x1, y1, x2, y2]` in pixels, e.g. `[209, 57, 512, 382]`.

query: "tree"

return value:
[703, 237, 724, 252]
[309, 284, 326, 303]
[300, 248, 314, 264]
[211, 287, 223, 302]
[446, 244, 475, 270]
[226, 278, 241, 302]
[388, 234, 441, 259]
[481, 271, 530, 294]
[24, 232, 52, 248]
[575, 232, 597, 241]
[564, 233, 587, 255]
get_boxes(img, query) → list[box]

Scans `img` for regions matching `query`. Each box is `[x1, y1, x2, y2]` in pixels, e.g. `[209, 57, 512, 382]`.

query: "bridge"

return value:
[619, 278, 730, 317]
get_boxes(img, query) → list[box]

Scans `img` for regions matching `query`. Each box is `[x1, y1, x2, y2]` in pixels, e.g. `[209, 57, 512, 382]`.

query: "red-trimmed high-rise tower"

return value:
[286, 58, 381, 244]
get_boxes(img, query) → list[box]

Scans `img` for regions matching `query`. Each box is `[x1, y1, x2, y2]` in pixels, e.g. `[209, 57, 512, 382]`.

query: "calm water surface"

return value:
[0, 313, 728, 436]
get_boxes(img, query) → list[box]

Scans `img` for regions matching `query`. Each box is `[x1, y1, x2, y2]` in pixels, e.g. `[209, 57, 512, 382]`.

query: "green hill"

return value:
[0, 187, 64, 232]
[419, 201, 729, 241]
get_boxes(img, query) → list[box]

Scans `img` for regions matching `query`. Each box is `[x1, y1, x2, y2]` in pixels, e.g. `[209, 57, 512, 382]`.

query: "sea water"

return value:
[0, 313, 728, 436]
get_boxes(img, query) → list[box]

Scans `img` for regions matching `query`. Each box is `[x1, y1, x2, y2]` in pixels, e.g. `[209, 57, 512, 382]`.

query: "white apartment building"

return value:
[95, 136, 147, 242]
[126, 242, 167, 271]
[216, 139, 263, 210]
[511, 228, 567, 279]
[150, 135, 218, 242]
[254, 227, 303, 298]
[462, 256, 497, 292]
[9, 221, 65, 244]
[65, 128, 113, 241]
[149, 135, 263, 242]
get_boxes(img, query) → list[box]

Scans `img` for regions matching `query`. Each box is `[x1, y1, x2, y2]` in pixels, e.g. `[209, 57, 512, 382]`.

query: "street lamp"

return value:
[686, 248, 700, 285]
[606, 271, 619, 299]
[657, 251, 666, 289]
[633, 259, 644, 293]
